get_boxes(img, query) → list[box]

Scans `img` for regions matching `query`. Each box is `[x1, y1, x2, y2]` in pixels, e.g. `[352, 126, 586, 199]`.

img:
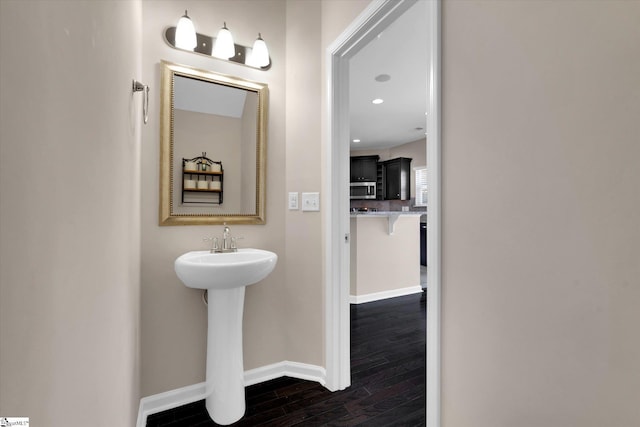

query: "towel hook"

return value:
[132, 80, 149, 124]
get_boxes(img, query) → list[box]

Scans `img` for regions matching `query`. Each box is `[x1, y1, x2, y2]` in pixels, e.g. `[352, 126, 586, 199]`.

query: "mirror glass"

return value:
[160, 61, 268, 225]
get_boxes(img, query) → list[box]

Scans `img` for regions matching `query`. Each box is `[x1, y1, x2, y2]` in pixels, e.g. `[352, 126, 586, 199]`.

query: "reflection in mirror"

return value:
[160, 61, 268, 225]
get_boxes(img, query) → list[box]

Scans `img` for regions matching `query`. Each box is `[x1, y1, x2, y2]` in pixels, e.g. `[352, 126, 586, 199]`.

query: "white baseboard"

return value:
[136, 382, 206, 427]
[244, 360, 326, 387]
[136, 361, 326, 427]
[349, 285, 423, 304]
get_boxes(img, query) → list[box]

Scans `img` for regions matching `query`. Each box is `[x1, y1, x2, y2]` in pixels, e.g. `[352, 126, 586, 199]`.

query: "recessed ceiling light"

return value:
[352, 139, 361, 143]
[374, 74, 391, 82]
[372, 98, 384, 104]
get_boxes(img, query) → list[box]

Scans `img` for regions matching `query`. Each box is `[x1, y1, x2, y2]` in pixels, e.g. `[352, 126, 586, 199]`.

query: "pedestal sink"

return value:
[175, 249, 277, 425]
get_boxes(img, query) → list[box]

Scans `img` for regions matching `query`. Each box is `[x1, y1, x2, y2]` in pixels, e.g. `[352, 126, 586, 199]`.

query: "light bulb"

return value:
[250, 33, 270, 67]
[175, 10, 197, 51]
[213, 22, 235, 59]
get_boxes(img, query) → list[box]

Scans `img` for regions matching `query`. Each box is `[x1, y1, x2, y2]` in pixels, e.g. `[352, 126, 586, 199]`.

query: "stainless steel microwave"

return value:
[350, 182, 376, 199]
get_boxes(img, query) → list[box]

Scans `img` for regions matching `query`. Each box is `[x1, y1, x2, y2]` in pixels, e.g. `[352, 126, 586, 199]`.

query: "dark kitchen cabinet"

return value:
[376, 163, 385, 200]
[382, 157, 411, 200]
[350, 155, 379, 182]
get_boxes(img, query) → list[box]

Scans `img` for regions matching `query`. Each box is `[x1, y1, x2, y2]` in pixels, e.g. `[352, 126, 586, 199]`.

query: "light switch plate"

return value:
[288, 192, 299, 210]
[301, 192, 320, 211]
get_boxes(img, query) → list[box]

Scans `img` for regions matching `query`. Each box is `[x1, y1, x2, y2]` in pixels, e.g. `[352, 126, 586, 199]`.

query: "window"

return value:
[414, 167, 428, 207]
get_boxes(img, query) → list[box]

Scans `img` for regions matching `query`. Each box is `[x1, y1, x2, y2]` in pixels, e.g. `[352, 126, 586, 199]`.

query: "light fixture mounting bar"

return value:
[164, 27, 271, 70]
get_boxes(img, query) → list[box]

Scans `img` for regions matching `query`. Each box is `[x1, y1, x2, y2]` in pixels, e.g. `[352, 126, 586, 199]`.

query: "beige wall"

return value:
[390, 139, 426, 166]
[350, 215, 420, 295]
[141, 0, 287, 397]
[0, 0, 141, 425]
[140, 0, 369, 397]
[4, 0, 638, 425]
[352, 138, 427, 163]
[442, 1, 640, 426]
[284, 0, 325, 366]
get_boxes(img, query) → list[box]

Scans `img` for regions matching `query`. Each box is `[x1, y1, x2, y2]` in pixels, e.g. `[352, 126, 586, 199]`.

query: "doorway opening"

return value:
[324, 0, 441, 425]
[349, 0, 428, 303]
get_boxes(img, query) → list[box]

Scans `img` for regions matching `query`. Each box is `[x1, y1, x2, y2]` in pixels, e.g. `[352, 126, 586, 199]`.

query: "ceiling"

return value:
[349, 0, 429, 151]
[174, 75, 247, 118]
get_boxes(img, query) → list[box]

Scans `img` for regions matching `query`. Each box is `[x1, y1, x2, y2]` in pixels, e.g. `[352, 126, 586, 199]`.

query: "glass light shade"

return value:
[251, 33, 270, 67]
[213, 22, 235, 59]
[175, 10, 197, 51]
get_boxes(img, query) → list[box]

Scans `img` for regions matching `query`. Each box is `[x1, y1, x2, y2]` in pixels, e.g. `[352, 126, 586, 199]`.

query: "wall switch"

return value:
[288, 192, 299, 210]
[301, 192, 320, 211]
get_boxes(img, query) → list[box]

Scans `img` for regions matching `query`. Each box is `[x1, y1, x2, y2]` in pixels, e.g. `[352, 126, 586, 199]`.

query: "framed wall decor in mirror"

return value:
[159, 60, 268, 225]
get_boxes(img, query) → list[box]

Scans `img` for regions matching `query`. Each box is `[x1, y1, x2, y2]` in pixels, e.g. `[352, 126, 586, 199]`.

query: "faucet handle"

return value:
[230, 236, 244, 250]
[203, 236, 220, 253]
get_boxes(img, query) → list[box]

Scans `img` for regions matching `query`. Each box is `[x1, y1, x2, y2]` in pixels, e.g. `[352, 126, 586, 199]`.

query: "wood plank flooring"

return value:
[146, 292, 426, 426]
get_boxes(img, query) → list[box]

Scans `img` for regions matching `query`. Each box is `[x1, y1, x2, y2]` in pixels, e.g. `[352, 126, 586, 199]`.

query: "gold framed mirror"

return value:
[159, 60, 268, 225]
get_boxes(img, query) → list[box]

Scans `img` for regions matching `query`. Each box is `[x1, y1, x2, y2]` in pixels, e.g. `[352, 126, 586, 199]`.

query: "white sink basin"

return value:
[175, 248, 277, 290]
[174, 248, 277, 425]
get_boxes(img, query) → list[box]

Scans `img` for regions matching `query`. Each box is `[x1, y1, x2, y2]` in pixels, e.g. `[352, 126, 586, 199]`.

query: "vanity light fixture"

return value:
[250, 33, 270, 68]
[372, 98, 384, 104]
[352, 139, 361, 143]
[165, 11, 271, 70]
[212, 22, 235, 59]
[175, 10, 197, 51]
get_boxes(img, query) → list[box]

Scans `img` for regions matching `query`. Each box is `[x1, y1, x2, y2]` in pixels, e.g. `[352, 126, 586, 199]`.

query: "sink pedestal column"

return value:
[205, 286, 247, 425]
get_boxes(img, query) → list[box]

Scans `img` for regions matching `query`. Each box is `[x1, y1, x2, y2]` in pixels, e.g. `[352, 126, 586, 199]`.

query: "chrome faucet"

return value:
[204, 224, 241, 253]
[222, 225, 231, 251]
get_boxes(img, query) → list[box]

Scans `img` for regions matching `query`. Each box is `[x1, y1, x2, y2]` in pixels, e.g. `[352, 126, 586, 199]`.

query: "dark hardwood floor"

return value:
[146, 292, 426, 426]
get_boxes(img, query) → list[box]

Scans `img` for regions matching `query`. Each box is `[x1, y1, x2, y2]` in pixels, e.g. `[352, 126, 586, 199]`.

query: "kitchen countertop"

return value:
[351, 211, 423, 234]
[350, 211, 424, 217]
